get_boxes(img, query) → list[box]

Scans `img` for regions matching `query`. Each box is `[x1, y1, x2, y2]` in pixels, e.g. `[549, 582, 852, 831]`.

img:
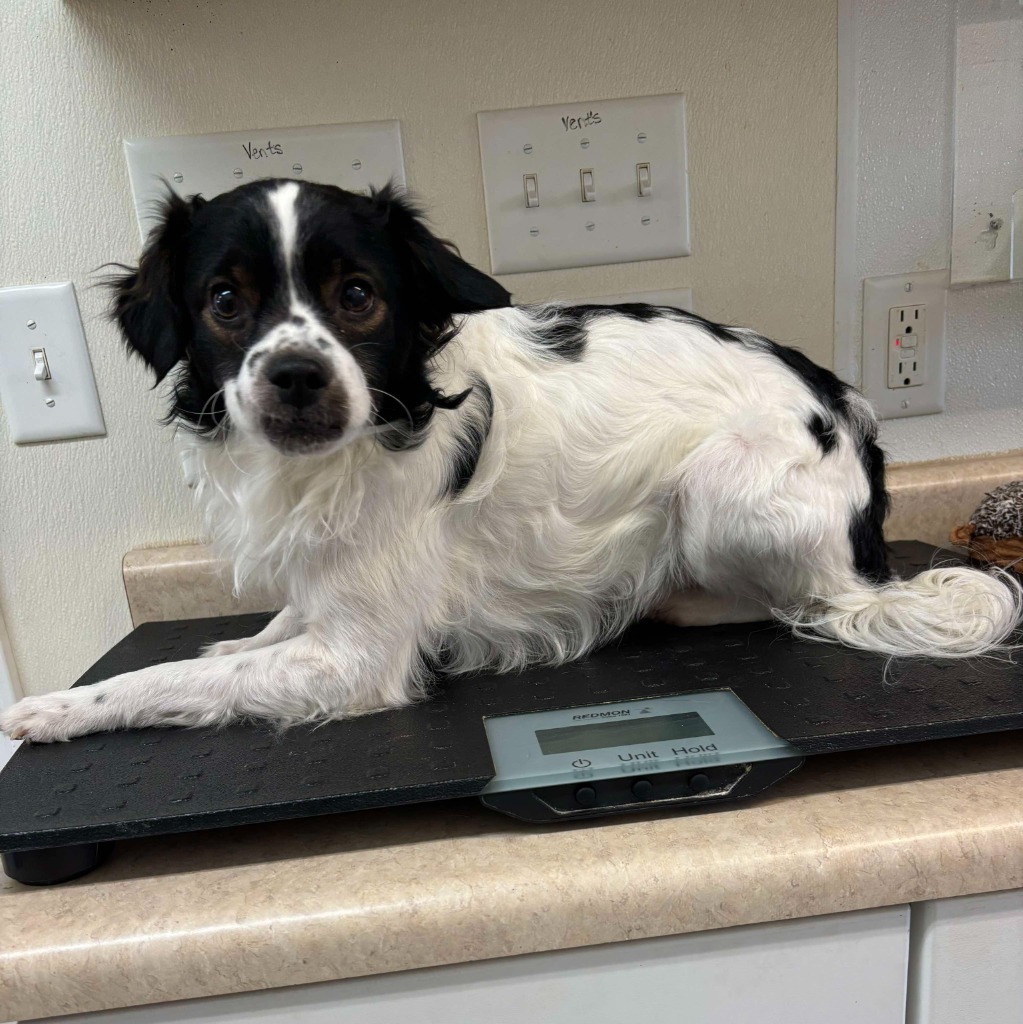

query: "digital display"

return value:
[535, 711, 714, 756]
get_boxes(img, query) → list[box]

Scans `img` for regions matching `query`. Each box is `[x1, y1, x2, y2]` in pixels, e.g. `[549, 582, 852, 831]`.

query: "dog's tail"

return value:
[779, 564, 1023, 659]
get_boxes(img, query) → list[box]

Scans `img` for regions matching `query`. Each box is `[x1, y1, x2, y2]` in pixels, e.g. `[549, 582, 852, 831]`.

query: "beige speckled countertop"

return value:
[2, 733, 1022, 1021]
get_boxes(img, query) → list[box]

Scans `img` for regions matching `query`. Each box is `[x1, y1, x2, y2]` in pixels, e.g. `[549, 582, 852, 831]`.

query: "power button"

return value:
[574, 785, 597, 807]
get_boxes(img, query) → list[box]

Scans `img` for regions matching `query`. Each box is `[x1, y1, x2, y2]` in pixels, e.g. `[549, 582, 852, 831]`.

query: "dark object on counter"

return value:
[950, 479, 1023, 574]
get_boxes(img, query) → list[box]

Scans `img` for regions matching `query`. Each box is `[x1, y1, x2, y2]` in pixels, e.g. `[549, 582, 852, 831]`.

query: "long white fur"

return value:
[3, 303, 1020, 742]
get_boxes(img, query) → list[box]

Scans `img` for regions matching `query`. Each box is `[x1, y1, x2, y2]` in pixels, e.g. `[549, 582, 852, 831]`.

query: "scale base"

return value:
[2, 544, 1020, 886]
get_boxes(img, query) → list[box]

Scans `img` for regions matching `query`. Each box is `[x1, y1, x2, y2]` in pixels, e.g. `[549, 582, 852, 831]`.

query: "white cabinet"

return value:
[908, 890, 1023, 1024]
[42, 905, 909, 1024]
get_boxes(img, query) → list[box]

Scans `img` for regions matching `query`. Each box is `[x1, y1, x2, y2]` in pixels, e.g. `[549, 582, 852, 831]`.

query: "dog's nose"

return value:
[266, 356, 331, 410]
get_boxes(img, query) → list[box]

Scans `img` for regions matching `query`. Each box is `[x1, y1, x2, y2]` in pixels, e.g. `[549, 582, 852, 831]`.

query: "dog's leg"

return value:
[0, 624, 426, 743]
[201, 605, 304, 658]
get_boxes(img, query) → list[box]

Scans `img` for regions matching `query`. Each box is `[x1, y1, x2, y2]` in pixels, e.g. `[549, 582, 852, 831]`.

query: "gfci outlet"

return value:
[861, 271, 947, 419]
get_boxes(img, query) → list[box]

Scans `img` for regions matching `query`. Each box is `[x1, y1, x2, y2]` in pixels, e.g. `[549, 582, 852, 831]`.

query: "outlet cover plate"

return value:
[862, 271, 947, 419]
[124, 121, 405, 240]
[0, 282, 106, 444]
[478, 94, 690, 274]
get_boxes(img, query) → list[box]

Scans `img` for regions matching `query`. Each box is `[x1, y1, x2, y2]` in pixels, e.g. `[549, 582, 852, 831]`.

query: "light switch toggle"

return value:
[636, 162, 652, 197]
[580, 168, 596, 203]
[523, 173, 540, 209]
[32, 348, 51, 381]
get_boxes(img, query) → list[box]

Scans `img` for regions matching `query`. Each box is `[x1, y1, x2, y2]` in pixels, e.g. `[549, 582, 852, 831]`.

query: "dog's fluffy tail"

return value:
[780, 565, 1023, 659]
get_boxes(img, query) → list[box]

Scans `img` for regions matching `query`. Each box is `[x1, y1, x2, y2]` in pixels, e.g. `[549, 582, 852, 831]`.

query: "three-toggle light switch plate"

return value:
[478, 94, 690, 274]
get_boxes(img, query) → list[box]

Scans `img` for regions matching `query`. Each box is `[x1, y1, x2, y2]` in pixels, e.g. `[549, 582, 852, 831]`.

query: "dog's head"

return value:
[109, 179, 510, 454]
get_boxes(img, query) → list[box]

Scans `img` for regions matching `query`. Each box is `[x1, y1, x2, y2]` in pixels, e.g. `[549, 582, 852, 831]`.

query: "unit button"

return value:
[688, 773, 711, 794]
[574, 785, 598, 807]
[631, 779, 654, 801]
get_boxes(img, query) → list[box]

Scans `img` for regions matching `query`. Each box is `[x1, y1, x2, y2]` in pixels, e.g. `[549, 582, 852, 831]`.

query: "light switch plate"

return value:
[861, 271, 947, 420]
[0, 282, 106, 444]
[478, 94, 690, 274]
[124, 121, 406, 240]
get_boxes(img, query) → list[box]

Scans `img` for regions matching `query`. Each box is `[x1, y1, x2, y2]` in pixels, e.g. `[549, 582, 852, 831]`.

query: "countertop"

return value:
[2, 732, 1022, 1021]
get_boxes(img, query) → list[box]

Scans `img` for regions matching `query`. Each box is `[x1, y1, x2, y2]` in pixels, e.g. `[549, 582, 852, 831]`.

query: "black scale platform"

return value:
[2, 542, 1022, 884]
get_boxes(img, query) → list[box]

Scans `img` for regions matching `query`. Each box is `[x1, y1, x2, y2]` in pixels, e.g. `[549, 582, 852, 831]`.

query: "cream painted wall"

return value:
[0, 0, 836, 697]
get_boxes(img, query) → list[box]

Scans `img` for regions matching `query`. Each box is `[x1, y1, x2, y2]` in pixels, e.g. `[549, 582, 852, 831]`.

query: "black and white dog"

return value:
[3, 180, 1019, 742]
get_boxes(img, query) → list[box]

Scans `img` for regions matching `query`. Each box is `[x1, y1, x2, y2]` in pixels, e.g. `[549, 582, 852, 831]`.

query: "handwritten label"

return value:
[561, 110, 602, 131]
[242, 140, 284, 160]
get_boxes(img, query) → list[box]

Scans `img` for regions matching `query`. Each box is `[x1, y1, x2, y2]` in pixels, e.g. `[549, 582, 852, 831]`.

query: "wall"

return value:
[835, 0, 1023, 463]
[0, 0, 837, 697]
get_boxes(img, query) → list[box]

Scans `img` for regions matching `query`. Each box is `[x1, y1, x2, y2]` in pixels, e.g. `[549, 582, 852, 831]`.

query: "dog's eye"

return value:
[340, 278, 374, 314]
[210, 287, 240, 321]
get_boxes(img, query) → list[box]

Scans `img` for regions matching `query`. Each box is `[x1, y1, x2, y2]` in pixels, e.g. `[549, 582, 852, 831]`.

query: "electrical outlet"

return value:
[861, 271, 947, 419]
[886, 304, 924, 388]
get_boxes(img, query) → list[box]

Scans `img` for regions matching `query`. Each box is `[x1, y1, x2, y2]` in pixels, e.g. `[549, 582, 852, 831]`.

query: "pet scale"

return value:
[2, 542, 1022, 886]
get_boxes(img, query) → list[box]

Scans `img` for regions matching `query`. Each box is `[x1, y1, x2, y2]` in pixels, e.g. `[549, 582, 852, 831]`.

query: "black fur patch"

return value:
[445, 376, 493, 497]
[761, 339, 850, 411]
[529, 308, 588, 359]
[526, 302, 681, 361]
[576, 302, 669, 323]
[444, 380, 495, 499]
[849, 430, 891, 583]
[806, 412, 838, 455]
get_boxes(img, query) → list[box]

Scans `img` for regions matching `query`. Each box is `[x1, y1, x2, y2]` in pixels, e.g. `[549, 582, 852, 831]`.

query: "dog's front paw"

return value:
[0, 692, 100, 743]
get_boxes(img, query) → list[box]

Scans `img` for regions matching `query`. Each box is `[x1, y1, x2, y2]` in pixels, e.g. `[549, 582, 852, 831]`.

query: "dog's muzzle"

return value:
[257, 352, 349, 453]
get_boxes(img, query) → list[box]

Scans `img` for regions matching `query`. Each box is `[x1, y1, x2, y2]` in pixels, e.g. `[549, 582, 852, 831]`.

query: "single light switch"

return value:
[580, 168, 596, 203]
[32, 348, 51, 381]
[636, 162, 652, 197]
[0, 283, 106, 444]
[523, 173, 540, 208]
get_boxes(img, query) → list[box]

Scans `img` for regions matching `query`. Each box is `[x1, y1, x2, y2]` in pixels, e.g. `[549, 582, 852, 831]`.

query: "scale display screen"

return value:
[535, 712, 713, 755]
[482, 690, 798, 795]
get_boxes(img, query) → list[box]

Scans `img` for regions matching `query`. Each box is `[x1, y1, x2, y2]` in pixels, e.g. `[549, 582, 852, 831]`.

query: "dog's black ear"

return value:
[107, 192, 204, 381]
[376, 186, 511, 328]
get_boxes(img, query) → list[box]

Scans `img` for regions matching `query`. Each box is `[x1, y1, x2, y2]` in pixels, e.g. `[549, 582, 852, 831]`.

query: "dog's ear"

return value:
[375, 186, 511, 329]
[107, 192, 204, 381]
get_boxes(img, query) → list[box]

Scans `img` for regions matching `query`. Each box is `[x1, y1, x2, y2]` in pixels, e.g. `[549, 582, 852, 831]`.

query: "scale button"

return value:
[631, 779, 654, 800]
[574, 785, 598, 807]
[688, 773, 711, 794]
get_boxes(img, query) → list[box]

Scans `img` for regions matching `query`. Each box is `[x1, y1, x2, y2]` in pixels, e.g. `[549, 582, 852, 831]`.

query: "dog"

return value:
[3, 179, 1020, 743]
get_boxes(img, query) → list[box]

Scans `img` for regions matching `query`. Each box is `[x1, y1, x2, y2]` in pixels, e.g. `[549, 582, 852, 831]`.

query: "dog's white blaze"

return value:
[268, 180, 302, 303]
